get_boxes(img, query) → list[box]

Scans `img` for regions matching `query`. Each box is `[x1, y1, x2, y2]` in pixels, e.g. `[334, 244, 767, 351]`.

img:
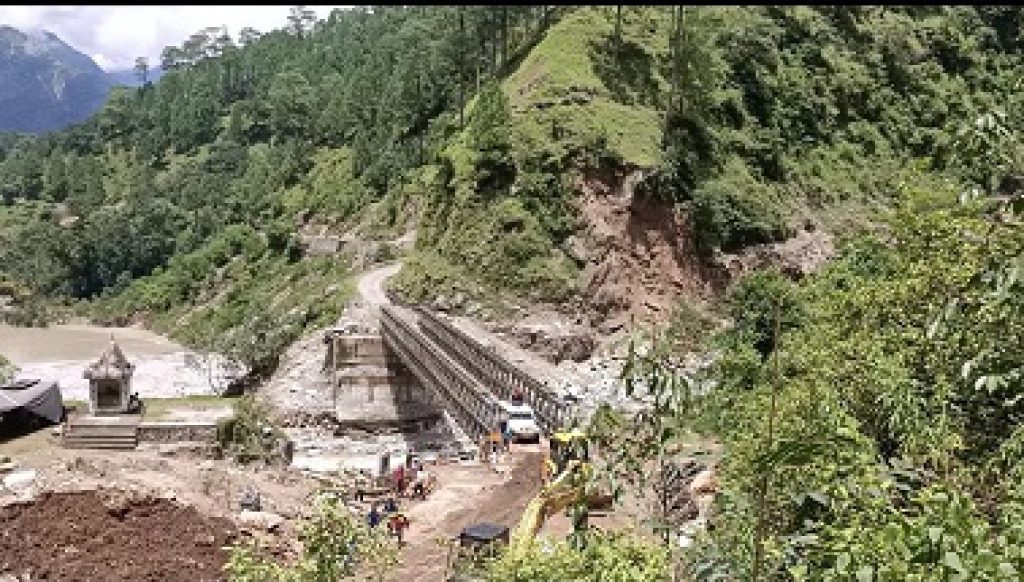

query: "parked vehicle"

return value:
[500, 401, 541, 443]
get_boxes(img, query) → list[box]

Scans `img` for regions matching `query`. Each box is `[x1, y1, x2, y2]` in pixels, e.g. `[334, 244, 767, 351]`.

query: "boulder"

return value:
[689, 468, 718, 497]
[238, 510, 285, 533]
[3, 469, 37, 491]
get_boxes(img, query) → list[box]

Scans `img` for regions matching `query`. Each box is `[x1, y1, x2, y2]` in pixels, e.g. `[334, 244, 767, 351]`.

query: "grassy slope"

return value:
[504, 7, 669, 167]
[393, 8, 671, 312]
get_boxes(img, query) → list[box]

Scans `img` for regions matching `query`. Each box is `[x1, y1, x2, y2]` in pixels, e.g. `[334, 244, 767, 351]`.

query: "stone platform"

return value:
[62, 414, 141, 450]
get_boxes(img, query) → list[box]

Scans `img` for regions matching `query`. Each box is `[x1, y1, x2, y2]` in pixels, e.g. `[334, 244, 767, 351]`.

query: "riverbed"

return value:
[0, 323, 238, 400]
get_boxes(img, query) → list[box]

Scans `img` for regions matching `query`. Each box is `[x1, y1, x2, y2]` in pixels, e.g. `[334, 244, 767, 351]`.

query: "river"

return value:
[0, 323, 237, 401]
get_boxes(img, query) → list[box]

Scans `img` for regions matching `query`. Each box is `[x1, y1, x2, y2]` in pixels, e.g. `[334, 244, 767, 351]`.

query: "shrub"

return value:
[690, 157, 791, 253]
[0, 354, 15, 383]
[724, 267, 805, 360]
[480, 531, 670, 582]
[225, 495, 398, 581]
[666, 300, 718, 353]
[218, 395, 288, 464]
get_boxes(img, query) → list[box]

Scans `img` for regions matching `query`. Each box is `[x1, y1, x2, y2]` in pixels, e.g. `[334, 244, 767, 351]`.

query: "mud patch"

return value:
[0, 489, 237, 581]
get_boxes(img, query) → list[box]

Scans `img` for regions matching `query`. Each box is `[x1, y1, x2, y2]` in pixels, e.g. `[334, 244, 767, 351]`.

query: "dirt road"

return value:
[338, 261, 402, 331]
[358, 261, 402, 307]
[392, 447, 544, 581]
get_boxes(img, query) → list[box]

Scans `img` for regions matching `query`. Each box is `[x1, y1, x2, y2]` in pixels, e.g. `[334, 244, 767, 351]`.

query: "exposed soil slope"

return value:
[571, 168, 721, 334]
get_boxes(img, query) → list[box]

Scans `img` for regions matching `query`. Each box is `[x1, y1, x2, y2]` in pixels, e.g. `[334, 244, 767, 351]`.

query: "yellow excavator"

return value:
[543, 428, 589, 482]
[448, 428, 612, 578]
[512, 428, 613, 554]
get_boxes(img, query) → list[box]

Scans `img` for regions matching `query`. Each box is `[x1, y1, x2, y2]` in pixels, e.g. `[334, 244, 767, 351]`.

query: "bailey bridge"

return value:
[369, 305, 571, 441]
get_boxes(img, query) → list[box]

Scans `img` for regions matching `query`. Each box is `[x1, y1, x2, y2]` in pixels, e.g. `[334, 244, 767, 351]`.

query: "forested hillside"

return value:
[3, 5, 1024, 580]
[1, 5, 1023, 371]
[0, 5, 570, 373]
[395, 5, 1024, 310]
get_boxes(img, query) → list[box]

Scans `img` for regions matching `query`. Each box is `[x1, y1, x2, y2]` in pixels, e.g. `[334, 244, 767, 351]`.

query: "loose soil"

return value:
[573, 167, 721, 337]
[0, 489, 236, 582]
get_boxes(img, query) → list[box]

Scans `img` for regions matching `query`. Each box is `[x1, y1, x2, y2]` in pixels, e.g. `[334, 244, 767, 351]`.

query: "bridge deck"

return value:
[380, 305, 570, 440]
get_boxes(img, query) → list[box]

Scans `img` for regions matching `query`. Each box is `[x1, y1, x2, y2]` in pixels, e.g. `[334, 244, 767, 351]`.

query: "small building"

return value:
[83, 339, 135, 415]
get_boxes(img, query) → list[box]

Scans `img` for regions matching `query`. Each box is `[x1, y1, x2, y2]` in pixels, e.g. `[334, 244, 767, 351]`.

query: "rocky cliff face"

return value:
[0, 26, 112, 133]
[569, 166, 722, 335]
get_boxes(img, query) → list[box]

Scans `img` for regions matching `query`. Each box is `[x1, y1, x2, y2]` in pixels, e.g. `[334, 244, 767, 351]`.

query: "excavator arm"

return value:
[510, 460, 589, 556]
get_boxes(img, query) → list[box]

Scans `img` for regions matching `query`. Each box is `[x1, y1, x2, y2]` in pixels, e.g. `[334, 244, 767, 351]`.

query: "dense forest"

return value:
[0, 5, 575, 372]
[4, 6, 1024, 579]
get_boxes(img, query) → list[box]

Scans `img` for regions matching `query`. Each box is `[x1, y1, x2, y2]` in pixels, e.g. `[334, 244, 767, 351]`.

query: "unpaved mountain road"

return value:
[358, 261, 401, 307]
[337, 261, 402, 331]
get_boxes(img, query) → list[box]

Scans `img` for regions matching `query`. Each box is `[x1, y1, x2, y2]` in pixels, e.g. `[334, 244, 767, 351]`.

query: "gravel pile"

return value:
[538, 349, 719, 424]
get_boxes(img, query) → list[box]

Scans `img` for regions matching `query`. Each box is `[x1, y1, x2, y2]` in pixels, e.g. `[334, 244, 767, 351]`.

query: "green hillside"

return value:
[2, 5, 1024, 366]
[1, 6, 1022, 355]
[1, 5, 1024, 580]
[502, 7, 669, 167]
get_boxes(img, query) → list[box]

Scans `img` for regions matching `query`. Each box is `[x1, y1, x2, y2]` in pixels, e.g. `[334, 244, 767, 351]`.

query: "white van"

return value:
[499, 401, 541, 443]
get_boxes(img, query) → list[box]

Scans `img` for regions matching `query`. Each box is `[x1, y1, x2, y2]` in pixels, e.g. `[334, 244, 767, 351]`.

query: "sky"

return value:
[0, 5, 349, 71]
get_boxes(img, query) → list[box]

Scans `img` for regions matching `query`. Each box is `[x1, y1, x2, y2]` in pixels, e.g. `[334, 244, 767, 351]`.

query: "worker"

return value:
[368, 503, 381, 529]
[541, 455, 555, 485]
[498, 420, 509, 450]
[389, 512, 410, 546]
[479, 436, 489, 464]
[412, 467, 431, 500]
[393, 464, 406, 496]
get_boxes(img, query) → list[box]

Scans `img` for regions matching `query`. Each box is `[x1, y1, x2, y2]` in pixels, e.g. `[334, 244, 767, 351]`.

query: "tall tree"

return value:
[238, 26, 261, 46]
[133, 56, 149, 85]
[287, 5, 317, 38]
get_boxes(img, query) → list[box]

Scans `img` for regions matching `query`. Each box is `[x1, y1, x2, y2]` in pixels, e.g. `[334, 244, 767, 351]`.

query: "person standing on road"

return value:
[389, 512, 410, 546]
[368, 503, 381, 529]
[498, 409, 510, 453]
[393, 464, 406, 496]
[413, 468, 431, 500]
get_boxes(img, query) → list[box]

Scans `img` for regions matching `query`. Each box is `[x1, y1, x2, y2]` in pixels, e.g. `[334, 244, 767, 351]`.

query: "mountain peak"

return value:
[0, 25, 112, 133]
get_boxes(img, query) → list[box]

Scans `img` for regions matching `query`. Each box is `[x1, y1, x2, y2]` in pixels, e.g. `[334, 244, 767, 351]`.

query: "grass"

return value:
[141, 394, 239, 421]
[502, 7, 671, 167]
[60, 395, 237, 421]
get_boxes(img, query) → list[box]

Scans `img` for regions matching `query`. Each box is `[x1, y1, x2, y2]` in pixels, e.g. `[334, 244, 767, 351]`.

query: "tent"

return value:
[0, 378, 64, 426]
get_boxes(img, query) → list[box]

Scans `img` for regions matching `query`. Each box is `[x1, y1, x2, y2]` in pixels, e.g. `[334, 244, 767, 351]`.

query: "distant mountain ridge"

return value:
[107, 65, 165, 88]
[0, 26, 162, 134]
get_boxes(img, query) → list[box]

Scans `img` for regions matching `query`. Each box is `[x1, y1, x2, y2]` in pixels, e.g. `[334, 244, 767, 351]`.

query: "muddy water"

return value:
[0, 324, 182, 365]
[0, 324, 236, 400]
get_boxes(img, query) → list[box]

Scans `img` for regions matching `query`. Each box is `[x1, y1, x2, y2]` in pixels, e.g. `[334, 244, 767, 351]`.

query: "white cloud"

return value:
[0, 5, 349, 70]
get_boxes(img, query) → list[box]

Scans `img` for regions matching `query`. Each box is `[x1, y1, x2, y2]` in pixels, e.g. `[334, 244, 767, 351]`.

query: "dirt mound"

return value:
[0, 489, 237, 581]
